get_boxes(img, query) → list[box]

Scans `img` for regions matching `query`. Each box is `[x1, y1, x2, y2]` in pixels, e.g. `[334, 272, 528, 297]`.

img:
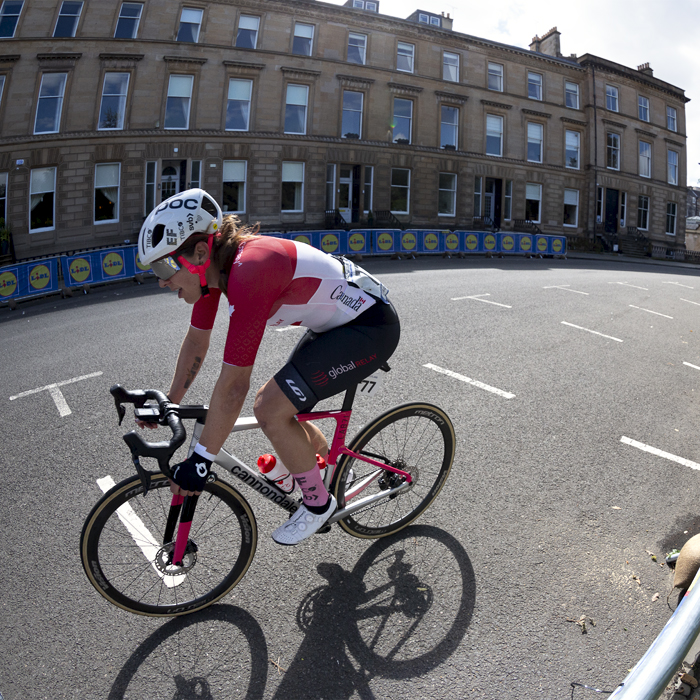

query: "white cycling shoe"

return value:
[272, 496, 337, 546]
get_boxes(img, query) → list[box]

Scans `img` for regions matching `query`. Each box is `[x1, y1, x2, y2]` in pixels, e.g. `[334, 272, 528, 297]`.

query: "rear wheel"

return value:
[81, 472, 257, 616]
[332, 403, 455, 538]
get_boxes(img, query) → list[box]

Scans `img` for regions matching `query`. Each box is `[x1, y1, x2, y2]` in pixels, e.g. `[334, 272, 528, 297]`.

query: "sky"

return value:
[328, 0, 700, 190]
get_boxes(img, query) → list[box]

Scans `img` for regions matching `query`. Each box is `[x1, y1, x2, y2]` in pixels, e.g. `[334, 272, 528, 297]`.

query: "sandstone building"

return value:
[0, 0, 689, 260]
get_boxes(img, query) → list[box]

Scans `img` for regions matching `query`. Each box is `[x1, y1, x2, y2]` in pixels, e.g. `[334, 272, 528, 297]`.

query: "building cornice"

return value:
[434, 90, 468, 104]
[665, 138, 684, 148]
[99, 53, 144, 62]
[522, 109, 551, 119]
[635, 128, 657, 139]
[280, 66, 322, 80]
[36, 52, 81, 61]
[602, 118, 626, 129]
[336, 74, 375, 89]
[561, 117, 587, 127]
[0, 54, 20, 63]
[388, 82, 423, 96]
[163, 55, 207, 65]
[481, 100, 512, 110]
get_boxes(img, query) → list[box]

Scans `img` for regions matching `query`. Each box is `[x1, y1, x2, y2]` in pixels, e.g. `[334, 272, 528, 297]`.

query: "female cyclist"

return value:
[137, 188, 400, 545]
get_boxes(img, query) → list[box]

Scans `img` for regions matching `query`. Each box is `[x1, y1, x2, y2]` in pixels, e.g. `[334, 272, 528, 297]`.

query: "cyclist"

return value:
[137, 188, 400, 545]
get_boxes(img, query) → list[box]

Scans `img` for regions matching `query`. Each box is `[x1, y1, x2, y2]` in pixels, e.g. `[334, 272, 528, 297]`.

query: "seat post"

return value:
[341, 384, 357, 412]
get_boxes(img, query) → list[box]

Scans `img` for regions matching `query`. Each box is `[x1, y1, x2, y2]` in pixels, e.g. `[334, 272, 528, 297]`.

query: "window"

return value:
[596, 186, 603, 222]
[341, 90, 363, 138]
[666, 202, 677, 235]
[418, 12, 429, 23]
[190, 160, 201, 189]
[34, 73, 67, 134]
[473, 176, 481, 216]
[164, 74, 193, 129]
[440, 105, 458, 149]
[347, 32, 366, 65]
[488, 62, 503, 91]
[226, 78, 252, 131]
[565, 130, 580, 169]
[363, 166, 373, 212]
[639, 141, 651, 178]
[98, 73, 129, 130]
[392, 98, 412, 143]
[606, 85, 618, 111]
[668, 150, 678, 185]
[528, 72, 542, 101]
[667, 106, 677, 132]
[443, 52, 459, 82]
[486, 115, 503, 156]
[94, 163, 120, 223]
[223, 160, 246, 213]
[527, 122, 543, 163]
[620, 191, 627, 227]
[390, 168, 410, 214]
[438, 173, 456, 216]
[177, 8, 203, 43]
[563, 189, 579, 227]
[565, 81, 579, 109]
[284, 84, 308, 135]
[0, 1, 22, 38]
[606, 133, 620, 170]
[29, 167, 56, 232]
[504, 180, 512, 220]
[637, 195, 649, 230]
[281, 162, 304, 211]
[525, 183, 542, 223]
[293, 22, 314, 56]
[638, 95, 649, 122]
[236, 14, 259, 49]
[397, 42, 414, 73]
[0, 75, 5, 107]
[114, 2, 142, 39]
[53, 1, 82, 37]
[144, 161, 156, 214]
[430, 16, 440, 26]
[365, 1, 377, 10]
[325, 163, 335, 209]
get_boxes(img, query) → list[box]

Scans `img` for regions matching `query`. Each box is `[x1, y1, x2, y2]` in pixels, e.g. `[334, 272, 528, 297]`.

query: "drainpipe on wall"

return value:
[591, 62, 599, 246]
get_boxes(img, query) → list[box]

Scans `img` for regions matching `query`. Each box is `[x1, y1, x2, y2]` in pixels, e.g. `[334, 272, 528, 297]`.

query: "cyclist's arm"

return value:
[168, 325, 212, 404]
[196, 362, 254, 456]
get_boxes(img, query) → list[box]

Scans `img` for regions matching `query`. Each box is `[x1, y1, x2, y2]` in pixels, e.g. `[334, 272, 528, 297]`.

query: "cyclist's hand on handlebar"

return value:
[135, 418, 159, 430]
[170, 450, 212, 496]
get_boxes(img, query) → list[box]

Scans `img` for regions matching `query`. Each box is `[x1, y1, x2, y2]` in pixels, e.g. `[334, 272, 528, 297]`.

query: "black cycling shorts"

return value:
[274, 300, 400, 412]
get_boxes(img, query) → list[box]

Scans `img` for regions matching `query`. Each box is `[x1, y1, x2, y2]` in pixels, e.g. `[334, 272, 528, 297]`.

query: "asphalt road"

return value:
[2, 254, 700, 700]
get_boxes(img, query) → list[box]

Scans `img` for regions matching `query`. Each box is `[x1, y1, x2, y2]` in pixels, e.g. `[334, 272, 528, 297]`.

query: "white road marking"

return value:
[620, 437, 700, 472]
[663, 281, 694, 289]
[423, 363, 515, 399]
[684, 362, 700, 371]
[610, 282, 649, 291]
[9, 371, 103, 417]
[561, 322, 623, 343]
[543, 285, 589, 295]
[451, 293, 512, 308]
[680, 298, 700, 307]
[629, 305, 673, 319]
[97, 476, 183, 588]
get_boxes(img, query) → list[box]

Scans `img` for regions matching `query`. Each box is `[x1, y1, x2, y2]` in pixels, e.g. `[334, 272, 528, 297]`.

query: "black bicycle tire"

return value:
[332, 403, 455, 539]
[81, 472, 257, 616]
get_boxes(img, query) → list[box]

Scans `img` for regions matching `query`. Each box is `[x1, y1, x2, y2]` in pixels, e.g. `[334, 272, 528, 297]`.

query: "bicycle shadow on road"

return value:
[272, 524, 476, 700]
[107, 604, 268, 700]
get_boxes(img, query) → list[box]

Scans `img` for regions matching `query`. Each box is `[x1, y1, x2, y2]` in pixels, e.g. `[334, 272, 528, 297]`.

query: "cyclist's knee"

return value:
[253, 383, 295, 427]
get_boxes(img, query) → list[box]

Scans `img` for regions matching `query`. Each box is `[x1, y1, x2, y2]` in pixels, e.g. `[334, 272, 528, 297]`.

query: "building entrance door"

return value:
[338, 165, 362, 223]
[484, 178, 503, 229]
[605, 188, 619, 234]
[160, 160, 188, 202]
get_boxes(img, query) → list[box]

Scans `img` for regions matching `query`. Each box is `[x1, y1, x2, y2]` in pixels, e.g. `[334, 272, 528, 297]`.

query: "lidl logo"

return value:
[536, 236, 548, 252]
[69, 258, 91, 283]
[0, 270, 17, 297]
[520, 236, 532, 252]
[294, 235, 311, 246]
[465, 234, 479, 251]
[321, 234, 339, 253]
[103, 252, 124, 277]
[502, 235, 514, 251]
[552, 238, 563, 253]
[401, 233, 416, 251]
[348, 233, 366, 252]
[424, 233, 439, 251]
[135, 251, 150, 271]
[484, 235, 496, 251]
[445, 233, 459, 251]
[376, 233, 393, 251]
[29, 264, 51, 290]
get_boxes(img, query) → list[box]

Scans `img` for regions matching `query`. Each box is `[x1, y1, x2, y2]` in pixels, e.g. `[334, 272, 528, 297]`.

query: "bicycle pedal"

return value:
[317, 523, 332, 534]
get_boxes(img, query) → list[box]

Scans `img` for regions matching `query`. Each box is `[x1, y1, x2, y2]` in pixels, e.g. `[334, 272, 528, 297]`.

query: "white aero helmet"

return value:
[138, 188, 222, 280]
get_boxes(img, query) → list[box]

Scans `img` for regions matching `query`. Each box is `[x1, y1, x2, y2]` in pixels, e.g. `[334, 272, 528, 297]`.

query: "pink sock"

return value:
[294, 465, 329, 509]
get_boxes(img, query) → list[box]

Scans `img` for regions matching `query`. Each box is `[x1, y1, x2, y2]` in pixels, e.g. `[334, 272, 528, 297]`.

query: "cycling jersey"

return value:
[190, 237, 382, 367]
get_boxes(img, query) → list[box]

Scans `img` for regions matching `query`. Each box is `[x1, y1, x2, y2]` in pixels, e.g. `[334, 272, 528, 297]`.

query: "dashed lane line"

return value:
[561, 322, 623, 343]
[683, 362, 700, 371]
[680, 298, 700, 307]
[451, 293, 512, 308]
[663, 281, 695, 289]
[629, 305, 673, 319]
[621, 437, 700, 472]
[543, 285, 589, 295]
[610, 282, 649, 291]
[423, 363, 515, 399]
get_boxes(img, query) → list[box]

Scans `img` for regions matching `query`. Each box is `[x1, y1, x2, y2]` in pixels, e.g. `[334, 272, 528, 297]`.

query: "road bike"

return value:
[80, 372, 455, 617]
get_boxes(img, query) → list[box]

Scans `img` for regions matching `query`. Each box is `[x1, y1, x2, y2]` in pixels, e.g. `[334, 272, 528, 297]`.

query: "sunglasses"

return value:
[150, 256, 181, 280]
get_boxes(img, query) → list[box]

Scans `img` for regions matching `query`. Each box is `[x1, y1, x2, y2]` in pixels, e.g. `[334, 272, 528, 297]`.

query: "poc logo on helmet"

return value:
[155, 198, 199, 214]
[286, 380, 306, 401]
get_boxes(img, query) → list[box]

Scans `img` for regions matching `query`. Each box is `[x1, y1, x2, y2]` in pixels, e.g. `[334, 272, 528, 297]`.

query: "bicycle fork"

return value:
[165, 494, 200, 567]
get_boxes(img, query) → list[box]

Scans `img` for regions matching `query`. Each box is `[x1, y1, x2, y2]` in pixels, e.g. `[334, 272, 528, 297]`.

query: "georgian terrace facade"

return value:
[0, 0, 689, 261]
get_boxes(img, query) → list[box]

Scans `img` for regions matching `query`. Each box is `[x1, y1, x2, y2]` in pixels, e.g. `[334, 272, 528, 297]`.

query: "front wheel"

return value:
[332, 403, 455, 538]
[81, 472, 257, 616]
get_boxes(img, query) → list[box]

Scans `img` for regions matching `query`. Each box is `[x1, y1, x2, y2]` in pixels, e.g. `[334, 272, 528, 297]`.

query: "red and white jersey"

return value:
[190, 236, 377, 366]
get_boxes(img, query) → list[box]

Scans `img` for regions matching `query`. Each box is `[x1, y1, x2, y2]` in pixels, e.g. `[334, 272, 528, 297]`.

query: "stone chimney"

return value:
[530, 27, 561, 57]
[637, 62, 654, 77]
[441, 11, 453, 31]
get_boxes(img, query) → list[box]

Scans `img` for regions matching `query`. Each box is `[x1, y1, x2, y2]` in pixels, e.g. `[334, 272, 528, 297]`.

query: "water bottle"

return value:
[257, 454, 295, 494]
[316, 454, 327, 471]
